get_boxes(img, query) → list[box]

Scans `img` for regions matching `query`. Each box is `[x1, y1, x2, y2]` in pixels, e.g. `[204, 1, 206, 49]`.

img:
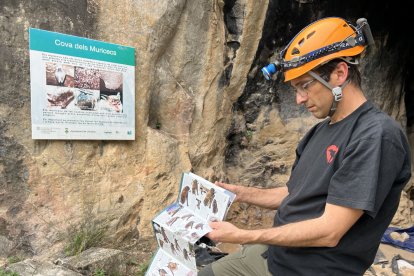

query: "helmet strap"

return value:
[308, 71, 350, 117]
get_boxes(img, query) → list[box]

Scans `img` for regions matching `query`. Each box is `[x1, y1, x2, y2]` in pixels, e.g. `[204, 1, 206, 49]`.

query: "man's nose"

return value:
[296, 92, 308, 105]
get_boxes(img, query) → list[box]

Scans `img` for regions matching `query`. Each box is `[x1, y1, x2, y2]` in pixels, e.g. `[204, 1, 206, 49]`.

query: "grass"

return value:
[64, 218, 107, 256]
[0, 269, 19, 276]
[94, 268, 106, 276]
[6, 256, 22, 264]
[135, 261, 150, 276]
[93, 268, 125, 276]
[244, 130, 254, 141]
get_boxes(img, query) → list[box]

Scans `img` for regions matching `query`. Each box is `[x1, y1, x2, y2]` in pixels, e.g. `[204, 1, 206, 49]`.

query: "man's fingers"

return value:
[214, 181, 225, 188]
[209, 221, 219, 228]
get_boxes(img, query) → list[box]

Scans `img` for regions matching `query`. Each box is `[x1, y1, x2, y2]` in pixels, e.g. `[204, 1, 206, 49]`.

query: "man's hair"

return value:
[314, 58, 362, 88]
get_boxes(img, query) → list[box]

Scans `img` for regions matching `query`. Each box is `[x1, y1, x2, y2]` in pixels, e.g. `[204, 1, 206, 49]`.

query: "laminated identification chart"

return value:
[29, 28, 135, 140]
[146, 172, 236, 275]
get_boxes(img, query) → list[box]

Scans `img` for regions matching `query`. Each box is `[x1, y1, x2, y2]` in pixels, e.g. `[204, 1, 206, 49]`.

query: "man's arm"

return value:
[215, 181, 288, 210]
[207, 203, 363, 247]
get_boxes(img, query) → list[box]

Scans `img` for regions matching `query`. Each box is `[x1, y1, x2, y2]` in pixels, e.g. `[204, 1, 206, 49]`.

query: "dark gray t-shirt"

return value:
[267, 101, 411, 275]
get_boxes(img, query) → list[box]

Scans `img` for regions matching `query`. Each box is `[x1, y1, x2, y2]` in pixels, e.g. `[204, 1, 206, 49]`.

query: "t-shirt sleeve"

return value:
[327, 136, 407, 218]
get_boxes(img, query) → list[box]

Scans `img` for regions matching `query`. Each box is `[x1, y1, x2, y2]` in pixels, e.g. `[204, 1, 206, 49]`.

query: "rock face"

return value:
[0, 0, 413, 262]
[8, 259, 83, 276]
[55, 247, 128, 275]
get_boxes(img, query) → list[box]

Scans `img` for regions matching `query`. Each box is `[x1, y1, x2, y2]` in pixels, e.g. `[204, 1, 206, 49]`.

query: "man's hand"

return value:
[215, 181, 243, 202]
[215, 181, 288, 209]
[206, 221, 246, 244]
[205, 203, 363, 247]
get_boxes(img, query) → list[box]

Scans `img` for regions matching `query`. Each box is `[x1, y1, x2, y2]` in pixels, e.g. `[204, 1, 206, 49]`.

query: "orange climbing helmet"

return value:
[261, 17, 374, 82]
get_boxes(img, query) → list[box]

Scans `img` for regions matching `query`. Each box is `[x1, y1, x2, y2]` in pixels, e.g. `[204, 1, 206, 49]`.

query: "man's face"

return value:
[291, 73, 333, 119]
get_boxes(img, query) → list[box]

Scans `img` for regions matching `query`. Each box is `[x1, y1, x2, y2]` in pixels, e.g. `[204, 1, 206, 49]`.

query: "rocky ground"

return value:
[2, 209, 413, 276]
[368, 244, 414, 276]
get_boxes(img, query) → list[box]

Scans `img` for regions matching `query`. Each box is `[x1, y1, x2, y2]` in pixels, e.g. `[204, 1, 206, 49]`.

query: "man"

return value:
[198, 17, 411, 275]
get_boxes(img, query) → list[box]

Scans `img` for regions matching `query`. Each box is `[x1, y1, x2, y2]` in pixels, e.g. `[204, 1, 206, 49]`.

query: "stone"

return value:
[390, 231, 410, 243]
[7, 259, 82, 276]
[0, 235, 13, 257]
[55, 247, 128, 275]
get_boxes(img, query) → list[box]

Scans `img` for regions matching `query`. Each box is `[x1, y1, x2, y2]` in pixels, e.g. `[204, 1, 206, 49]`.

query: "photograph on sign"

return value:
[29, 28, 135, 140]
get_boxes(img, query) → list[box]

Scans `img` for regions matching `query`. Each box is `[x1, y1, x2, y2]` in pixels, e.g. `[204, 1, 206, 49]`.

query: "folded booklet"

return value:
[145, 172, 236, 276]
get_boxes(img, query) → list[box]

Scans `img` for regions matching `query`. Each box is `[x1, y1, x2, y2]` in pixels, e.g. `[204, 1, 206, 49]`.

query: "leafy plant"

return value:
[94, 268, 106, 276]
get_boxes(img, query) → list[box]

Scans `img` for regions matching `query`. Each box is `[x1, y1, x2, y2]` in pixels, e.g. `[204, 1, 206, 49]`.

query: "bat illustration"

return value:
[203, 188, 215, 208]
[185, 221, 195, 229]
[166, 216, 180, 226]
[161, 227, 170, 243]
[212, 199, 218, 214]
[195, 223, 204, 230]
[180, 186, 190, 206]
[181, 214, 194, 220]
[191, 179, 199, 195]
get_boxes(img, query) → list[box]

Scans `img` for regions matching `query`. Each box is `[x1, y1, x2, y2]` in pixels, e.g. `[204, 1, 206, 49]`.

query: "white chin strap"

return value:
[308, 71, 350, 117]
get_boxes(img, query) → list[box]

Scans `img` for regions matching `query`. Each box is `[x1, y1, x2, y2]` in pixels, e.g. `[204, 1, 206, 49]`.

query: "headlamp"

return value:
[261, 63, 277, 80]
[261, 60, 283, 80]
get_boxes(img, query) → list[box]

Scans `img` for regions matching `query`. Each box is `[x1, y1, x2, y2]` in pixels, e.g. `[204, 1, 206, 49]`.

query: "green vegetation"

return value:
[94, 268, 106, 276]
[93, 268, 124, 276]
[6, 256, 22, 264]
[64, 219, 107, 256]
[0, 269, 19, 276]
[135, 261, 150, 276]
[245, 130, 254, 141]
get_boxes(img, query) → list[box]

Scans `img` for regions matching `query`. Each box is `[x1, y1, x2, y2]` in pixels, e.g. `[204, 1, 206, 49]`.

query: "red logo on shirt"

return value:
[326, 145, 339, 164]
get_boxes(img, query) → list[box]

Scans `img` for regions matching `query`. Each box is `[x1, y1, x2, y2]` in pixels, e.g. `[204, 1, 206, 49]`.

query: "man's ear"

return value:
[333, 61, 349, 85]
